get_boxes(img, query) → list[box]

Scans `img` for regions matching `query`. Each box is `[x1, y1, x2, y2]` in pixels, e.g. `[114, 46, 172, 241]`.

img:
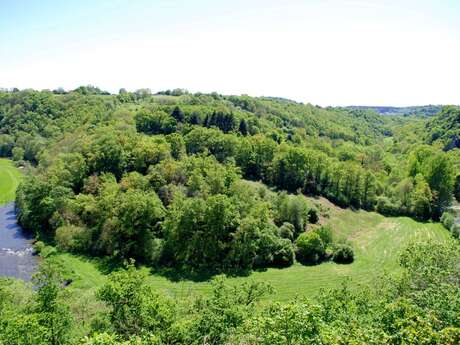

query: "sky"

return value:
[1, 0, 459, 106]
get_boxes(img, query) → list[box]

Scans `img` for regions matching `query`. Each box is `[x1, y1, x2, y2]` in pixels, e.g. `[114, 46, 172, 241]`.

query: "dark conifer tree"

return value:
[239, 118, 248, 136]
[189, 111, 201, 125]
[171, 106, 185, 122]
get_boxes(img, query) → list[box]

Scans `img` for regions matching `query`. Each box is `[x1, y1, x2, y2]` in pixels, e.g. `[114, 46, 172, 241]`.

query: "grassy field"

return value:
[56, 198, 451, 302]
[0, 159, 22, 206]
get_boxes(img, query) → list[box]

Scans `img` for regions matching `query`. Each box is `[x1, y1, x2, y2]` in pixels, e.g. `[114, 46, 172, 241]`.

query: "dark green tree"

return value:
[239, 118, 248, 136]
[171, 105, 185, 122]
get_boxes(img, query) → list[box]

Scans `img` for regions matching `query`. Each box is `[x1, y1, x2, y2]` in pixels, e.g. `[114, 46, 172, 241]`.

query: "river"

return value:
[0, 203, 37, 280]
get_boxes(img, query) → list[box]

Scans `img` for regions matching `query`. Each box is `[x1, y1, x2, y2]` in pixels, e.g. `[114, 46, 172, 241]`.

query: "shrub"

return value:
[12, 146, 24, 161]
[332, 244, 354, 264]
[55, 225, 90, 253]
[316, 225, 333, 246]
[278, 222, 295, 241]
[308, 207, 319, 224]
[40, 245, 57, 258]
[272, 239, 295, 267]
[33, 240, 45, 254]
[451, 224, 460, 239]
[295, 231, 325, 264]
[275, 193, 309, 235]
[440, 212, 455, 230]
[376, 196, 400, 216]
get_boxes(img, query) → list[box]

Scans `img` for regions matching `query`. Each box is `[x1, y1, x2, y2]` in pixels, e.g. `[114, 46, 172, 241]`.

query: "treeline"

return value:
[1, 240, 459, 344]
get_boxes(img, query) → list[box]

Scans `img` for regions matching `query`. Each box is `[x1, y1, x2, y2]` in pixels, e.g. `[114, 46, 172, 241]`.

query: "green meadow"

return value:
[0, 159, 22, 206]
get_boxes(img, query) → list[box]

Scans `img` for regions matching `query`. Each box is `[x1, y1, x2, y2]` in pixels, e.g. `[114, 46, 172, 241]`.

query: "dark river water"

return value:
[0, 203, 37, 280]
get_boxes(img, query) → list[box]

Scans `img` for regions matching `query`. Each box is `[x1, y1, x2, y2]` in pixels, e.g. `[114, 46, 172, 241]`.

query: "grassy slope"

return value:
[56, 198, 450, 302]
[0, 159, 22, 205]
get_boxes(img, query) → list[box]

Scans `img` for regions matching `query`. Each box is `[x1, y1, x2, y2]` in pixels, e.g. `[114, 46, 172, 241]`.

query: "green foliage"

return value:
[230, 301, 322, 345]
[204, 110, 236, 133]
[376, 195, 400, 216]
[275, 193, 311, 235]
[316, 225, 333, 246]
[295, 231, 325, 264]
[410, 174, 433, 220]
[407, 146, 455, 218]
[0, 262, 74, 344]
[451, 224, 460, 239]
[33, 261, 73, 345]
[278, 222, 295, 240]
[228, 204, 295, 269]
[164, 194, 239, 269]
[188, 276, 273, 345]
[0, 134, 14, 156]
[425, 106, 460, 150]
[332, 244, 354, 264]
[0, 158, 22, 205]
[12, 146, 24, 161]
[96, 263, 174, 339]
[55, 225, 90, 253]
[135, 109, 177, 135]
[455, 175, 460, 202]
[97, 188, 165, 263]
[440, 212, 455, 230]
[171, 105, 185, 123]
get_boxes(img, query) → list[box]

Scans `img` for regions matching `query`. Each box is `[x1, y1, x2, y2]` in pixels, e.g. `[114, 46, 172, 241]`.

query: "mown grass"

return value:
[0, 159, 22, 206]
[56, 203, 451, 302]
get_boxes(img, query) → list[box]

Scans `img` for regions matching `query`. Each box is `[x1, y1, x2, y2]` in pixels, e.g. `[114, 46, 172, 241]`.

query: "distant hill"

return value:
[425, 106, 460, 150]
[345, 105, 443, 117]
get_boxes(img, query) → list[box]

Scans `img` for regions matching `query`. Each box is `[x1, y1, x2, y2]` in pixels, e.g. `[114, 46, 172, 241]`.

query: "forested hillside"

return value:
[0, 88, 459, 344]
[426, 105, 460, 151]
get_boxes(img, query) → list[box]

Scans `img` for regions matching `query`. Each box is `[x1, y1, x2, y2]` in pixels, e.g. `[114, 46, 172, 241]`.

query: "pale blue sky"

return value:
[1, 0, 459, 105]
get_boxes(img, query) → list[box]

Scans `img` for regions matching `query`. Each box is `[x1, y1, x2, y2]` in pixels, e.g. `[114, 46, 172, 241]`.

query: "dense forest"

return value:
[0, 87, 459, 344]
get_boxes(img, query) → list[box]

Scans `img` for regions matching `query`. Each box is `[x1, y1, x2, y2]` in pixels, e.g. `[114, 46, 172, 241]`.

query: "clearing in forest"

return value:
[0, 159, 21, 206]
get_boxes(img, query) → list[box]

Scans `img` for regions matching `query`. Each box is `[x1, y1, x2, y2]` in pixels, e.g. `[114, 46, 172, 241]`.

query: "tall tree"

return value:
[239, 118, 248, 136]
[411, 174, 432, 220]
[171, 106, 185, 122]
[424, 153, 455, 217]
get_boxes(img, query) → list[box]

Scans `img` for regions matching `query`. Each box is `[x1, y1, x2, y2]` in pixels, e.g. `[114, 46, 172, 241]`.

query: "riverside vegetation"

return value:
[0, 87, 459, 344]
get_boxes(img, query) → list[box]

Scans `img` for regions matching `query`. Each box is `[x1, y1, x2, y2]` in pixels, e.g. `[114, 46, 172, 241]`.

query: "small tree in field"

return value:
[295, 231, 325, 264]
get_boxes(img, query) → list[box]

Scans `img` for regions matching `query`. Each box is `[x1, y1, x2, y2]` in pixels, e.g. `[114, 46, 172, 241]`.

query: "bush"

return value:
[440, 212, 455, 230]
[295, 231, 325, 264]
[451, 224, 460, 239]
[12, 146, 24, 161]
[308, 207, 319, 224]
[272, 239, 295, 267]
[40, 245, 57, 258]
[33, 240, 45, 254]
[332, 244, 354, 264]
[376, 196, 400, 216]
[275, 193, 310, 235]
[278, 222, 295, 241]
[55, 225, 90, 253]
[316, 225, 333, 246]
